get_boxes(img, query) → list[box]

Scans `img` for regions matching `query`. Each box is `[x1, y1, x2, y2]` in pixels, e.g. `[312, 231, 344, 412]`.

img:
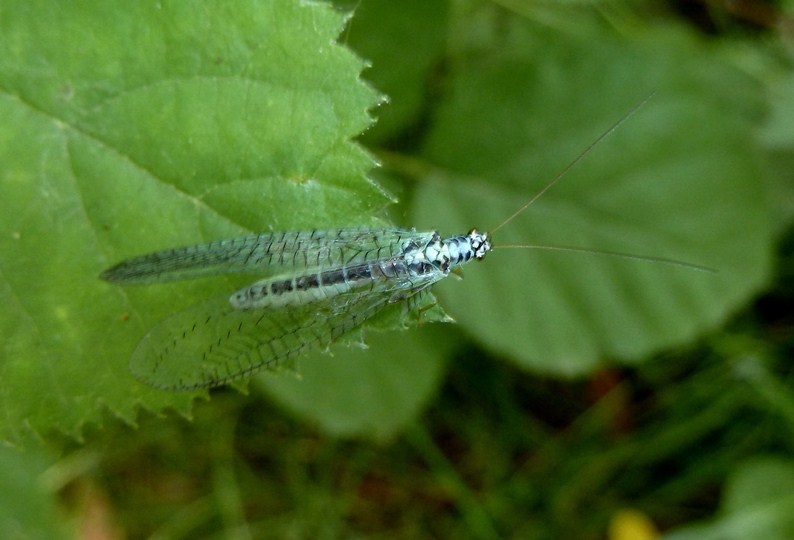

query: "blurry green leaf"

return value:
[341, 0, 448, 143]
[413, 22, 772, 375]
[257, 324, 450, 441]
[762, 73, 794, 150]
[761, 72, 794, 229]
[0, 0, 388, 443]
[664, 457, 794, 540]
[0, 446, 67, 540]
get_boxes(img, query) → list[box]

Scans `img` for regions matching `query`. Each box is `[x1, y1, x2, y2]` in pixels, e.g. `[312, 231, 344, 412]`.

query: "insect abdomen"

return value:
[229, 258, 418, 310]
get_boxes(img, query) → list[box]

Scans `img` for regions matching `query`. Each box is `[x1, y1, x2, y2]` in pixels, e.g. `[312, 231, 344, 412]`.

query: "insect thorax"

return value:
[403, 229, 492, 276]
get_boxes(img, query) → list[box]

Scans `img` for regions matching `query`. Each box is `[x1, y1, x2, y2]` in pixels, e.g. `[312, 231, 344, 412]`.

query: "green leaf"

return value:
[257, 324, 451, 442]
[413, 22, 772, 375]
[0, 0, 390, 443]
[0, 446, 68, 540]
[762, 72, 794, 229]
[663, 457, 794, 540]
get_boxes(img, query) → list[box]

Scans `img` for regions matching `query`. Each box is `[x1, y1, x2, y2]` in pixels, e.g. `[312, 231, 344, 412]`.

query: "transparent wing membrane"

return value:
[130, 288, 400, 390]
[101, 228, 435, 284]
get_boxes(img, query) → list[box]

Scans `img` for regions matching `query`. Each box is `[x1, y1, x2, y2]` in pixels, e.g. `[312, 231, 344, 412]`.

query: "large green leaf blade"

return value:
[414, 25, 772, 374]
[0, 0, 394, 443]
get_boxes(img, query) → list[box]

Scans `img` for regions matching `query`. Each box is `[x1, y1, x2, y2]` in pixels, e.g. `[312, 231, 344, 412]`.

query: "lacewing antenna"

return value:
[494, 244, 717, 273]
[486, 92, 713, 273]
[490, 92, 656, 234]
